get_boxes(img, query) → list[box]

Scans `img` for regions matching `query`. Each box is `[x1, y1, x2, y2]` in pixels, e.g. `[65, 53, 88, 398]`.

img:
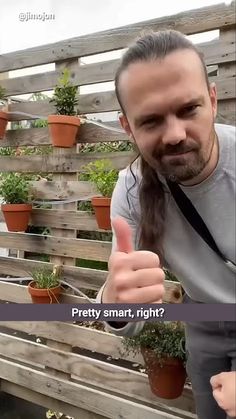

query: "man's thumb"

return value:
[112, 216, 134, 253]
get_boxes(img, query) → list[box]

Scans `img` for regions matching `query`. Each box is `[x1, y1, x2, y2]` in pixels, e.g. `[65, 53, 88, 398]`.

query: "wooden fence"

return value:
[0, 2, 235, 418]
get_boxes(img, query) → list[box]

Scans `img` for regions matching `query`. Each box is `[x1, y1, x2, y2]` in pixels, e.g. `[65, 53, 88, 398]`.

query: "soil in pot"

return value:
[91, 196, 111, 230]
[141, 347, 187, 399]
[48, 114, 80, 147]
[28, 281, 62, 304]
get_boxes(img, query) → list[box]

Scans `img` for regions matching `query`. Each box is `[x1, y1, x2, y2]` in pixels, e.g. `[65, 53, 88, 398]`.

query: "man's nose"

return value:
[162, 117, 187, 145]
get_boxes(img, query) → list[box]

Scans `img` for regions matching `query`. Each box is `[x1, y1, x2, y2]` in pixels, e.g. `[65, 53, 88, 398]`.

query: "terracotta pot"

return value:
[48, 114, 80, 147]
[91, 196, 111, 230]
[1, 203, 32, 232]
[0, 111, 8, 139]
[141, 347, 186, 399]
[28, 281, 62, 304]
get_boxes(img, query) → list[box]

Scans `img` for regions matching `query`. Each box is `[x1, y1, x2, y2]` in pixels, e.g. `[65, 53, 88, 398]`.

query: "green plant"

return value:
[81, 159, 118, 197]
[122, 321, 186, 363]
[49, 68, 79, 116]
[0, 85, 7, 105]
[0, 173, 32, 204]
[31, 267, 61, 289]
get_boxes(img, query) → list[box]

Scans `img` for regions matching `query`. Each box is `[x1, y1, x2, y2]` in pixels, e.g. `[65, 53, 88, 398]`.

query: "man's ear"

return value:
[209, 82, 217, 119]
[119, 114, 134, 142]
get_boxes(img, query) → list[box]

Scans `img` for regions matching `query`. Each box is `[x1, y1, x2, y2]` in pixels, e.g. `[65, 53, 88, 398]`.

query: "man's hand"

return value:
[102, 216, 165, 303]
[210, 371, 236, 417]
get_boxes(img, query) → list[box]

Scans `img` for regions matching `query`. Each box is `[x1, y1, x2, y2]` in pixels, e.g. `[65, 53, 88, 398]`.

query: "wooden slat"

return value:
[1, 60, 119, 96]
[7, 75, 236, 121]
[0, 282, 91, 304]
[1, 35, 235, 96]
[0, 359, 185, 419]
[2, 123, 127, 147]
[0, 279, 182, 304]
[0, 333, 195, 416]
[0, 151, 135, 173]
[1, 381, 107, 419]
[8, 91, 118, 119]
[0, 232, 111, 261]
[31, 180, 98, 200]
[217, 99, 236, 125]
[0, 2, 235, 72]
[29, 209, 100, 230]
[0, 257, 107, 289]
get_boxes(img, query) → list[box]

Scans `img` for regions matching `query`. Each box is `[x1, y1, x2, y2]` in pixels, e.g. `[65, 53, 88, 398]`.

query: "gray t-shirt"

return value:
[97, 124, 236, 334]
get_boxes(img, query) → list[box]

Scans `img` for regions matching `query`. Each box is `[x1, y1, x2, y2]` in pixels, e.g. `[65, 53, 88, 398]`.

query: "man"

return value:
[96, 30, 236, 419]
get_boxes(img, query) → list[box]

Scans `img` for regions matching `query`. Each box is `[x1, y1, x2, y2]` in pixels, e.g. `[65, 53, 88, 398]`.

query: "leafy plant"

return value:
[122, 321, 186, 363]
[49, 68, 79, 116]
[0, 173, 32, 204]
[81, 159, 118, 197]
[31, 267, 61, 289]
[0, 85, 7, 105]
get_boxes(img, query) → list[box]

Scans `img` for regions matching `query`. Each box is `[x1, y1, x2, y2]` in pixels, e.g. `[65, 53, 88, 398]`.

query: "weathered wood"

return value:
[1, 381, 107, 419]
[2, 122, 127, 147]
[1, 36, 236, 96]
[0, 2, 235, 72]
[0, 358, 185, 419]
[0, 281, 92, 304]
[217, 99, 236, 125]
[31, 180, 98, 200]
[1, 59, 119, 96]
[8, 91, 118, 118]
[0, 151, 135, 173]
[0, 333, 195, 415]
[0, 256, 107, 289]
[29, 209, 100, 230]
[0, 232, 112, 261]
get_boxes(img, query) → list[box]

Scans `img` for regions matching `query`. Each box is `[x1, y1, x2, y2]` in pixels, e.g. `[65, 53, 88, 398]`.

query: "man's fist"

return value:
[210, 371, 236, 417]
[102, 217, 165, 303]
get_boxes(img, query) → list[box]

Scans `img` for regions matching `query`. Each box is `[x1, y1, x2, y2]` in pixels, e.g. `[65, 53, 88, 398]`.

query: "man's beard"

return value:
[147, 138, 214, 183]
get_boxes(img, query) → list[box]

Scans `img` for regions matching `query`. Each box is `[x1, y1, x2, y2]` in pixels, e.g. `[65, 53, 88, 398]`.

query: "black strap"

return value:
[167, 180, 236, 273]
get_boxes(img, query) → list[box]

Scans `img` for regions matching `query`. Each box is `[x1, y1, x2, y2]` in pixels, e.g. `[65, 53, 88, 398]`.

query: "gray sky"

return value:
[0, 0, 228, 53]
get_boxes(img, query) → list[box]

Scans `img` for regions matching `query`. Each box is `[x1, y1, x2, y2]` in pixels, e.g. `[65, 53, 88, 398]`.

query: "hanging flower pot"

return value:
[28, 267, 62, 304]
[141, 347, 187, 399]
[1, 203, 32, 232]
[48, 68, 80, 148]
[91, 196, 111, 230]
[0, 110, 8, 139]
[28, 281, 62, 304]
[48, 114, 80, 147]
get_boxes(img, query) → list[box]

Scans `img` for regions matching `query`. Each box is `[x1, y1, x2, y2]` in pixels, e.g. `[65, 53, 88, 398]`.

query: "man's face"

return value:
[119, 49, 217, 182]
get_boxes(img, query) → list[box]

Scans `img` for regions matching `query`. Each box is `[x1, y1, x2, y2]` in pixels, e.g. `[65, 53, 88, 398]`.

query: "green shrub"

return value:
[81, 159, 118, 198]
[31, 267, 60, 289]
[50, 68, 79, 116]
[0, 173, 32, 204]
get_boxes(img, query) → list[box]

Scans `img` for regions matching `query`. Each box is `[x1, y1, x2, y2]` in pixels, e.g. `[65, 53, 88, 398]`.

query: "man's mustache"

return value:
[153, 141, 199, 158]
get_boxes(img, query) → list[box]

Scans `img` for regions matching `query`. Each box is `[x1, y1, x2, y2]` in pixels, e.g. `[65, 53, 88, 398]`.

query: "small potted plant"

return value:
[0, 173, 33, 232]
[82, 159, 118, 230]
[122, 321, 187, 399]
[0, 85, 8, 139]
[48, 68, 80, 147]
[28, 266, 62, 304]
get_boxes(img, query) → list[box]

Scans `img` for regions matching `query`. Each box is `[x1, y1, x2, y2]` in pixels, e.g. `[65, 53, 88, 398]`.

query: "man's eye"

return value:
[142, 118, 157, 127]
[182, 105, 199, 115]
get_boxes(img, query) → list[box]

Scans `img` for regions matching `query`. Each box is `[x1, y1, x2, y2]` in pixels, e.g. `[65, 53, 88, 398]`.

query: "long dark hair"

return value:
[115, 30, 209, 264]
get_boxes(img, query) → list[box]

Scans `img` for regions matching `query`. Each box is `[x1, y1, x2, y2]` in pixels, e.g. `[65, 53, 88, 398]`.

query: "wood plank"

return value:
[0, 232, 112, 261]
[0, 281, 92, 304]
[1, 35, 236, 96]
[0, 151, 135, 173]
[0, 333, 195, 415]
[0, 358, 184, 419]
[1, 381, 107, 419]
[1, 60, 119, 96]
[217, 99, 236, 125]
[0, 2, 235, 72]
[2, 122, 127, 147]
[8, 91, 118, 119]
[29, 209, 99, 230]
[7, 75, 236, 121]
[31, 180, 98, 200]
[0, 257, 107, 289]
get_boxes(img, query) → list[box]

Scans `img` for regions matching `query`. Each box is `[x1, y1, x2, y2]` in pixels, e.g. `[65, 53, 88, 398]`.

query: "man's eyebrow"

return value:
[134, 96, 205, 125]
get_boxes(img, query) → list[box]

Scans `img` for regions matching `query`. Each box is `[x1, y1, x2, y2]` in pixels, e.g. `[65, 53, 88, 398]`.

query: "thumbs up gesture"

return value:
[102, 217, 165, 303]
